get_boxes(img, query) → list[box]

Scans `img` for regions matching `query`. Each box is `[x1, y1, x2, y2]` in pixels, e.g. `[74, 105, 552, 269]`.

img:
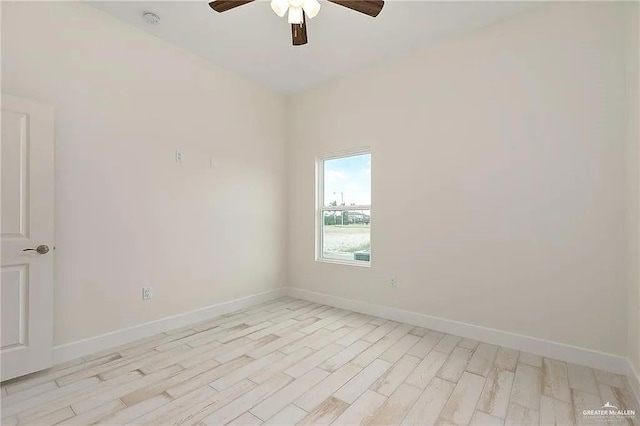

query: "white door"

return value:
[1, 94, 54, 381]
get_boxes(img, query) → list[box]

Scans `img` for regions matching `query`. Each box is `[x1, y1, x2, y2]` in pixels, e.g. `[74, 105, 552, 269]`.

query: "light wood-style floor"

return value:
[1, 297, 638, 426]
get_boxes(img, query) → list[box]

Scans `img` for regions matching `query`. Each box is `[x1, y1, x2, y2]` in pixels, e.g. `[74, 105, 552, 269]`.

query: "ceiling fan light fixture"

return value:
[302, 0, 320, 18]
[288, 6, 303, 24]
[270, 0, 288, 17]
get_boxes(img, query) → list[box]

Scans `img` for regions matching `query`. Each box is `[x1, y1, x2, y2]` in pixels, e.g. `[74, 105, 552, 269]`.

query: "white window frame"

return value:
[316, 148, 372, 267]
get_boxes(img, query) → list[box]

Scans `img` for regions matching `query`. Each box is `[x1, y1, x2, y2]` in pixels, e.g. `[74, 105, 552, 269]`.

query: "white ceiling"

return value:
[88, 1, 538, 93]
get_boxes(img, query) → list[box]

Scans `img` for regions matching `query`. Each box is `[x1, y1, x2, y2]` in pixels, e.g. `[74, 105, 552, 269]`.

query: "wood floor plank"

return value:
[214, 335, 280, 364]
[542, 357, 571, 403]
[363, 321, 401, 343]
[250, 368, 329, 420]
[85, 335, 166, 361]
[183, 328, 234, 349]
[351, 337, 396, 368]
[139, 340, 221, 374]
[247, 332, 306, 358]
[511, 363, 542, 410]
[409, 327, 429, 337]
[433, 334, 462, 354]
[539, 395, 575, 426]
[477, 367, 515, 419]
[299, 309, 351, 334]
[567, 363, 599, 396]
[598, 383, 635, 423]
[211, 351, 284, 391]
[307, 327, 353, 350]
[0, 380, 58, 407]
[368, 317, 387, 326]
[458, 338, 480, 350]
[263, 404, 307, 425]
[98, 345, 189, 381]
[594, 370, 626, 389]
[202, 374, 292, 425]
[157, 381, 255, 426]
[370, 354, 420, 397]
[2, 354, 120, 395]
[218, 321, 275, 343]
[294, 305, 333, 321]
[72, 364, 183, 414]
[134, 384, 219, 424]
[315, 307, 347, 319]
[284, 343, 343, 378]
[466, 343, 499, 377]
[333, 359, 392, 404]
[228, 411, 264, 425]
[336, 324, 377, 347]
[324, 313, 362, 331]
[364, 383, 422, 425]
[319, 340, 371, 372]
[298, 396, 349, 425]
[470, 410, 504, 425]
[63, 400, 126, 426]
[332, 390, 387, 425]
[494, 347, 519, 372]
[379, 334, 421, 363]
[406, 330, 444, 358]
[438, 371, 486, 425]
[139, 329, 201, 352]
[273, 317, 320, 337]
[405, 349, 448, 389]
[191, 313, 249, 332]
[386, 323, 414, 341]
[165, 356, 253, 398]
[100, 393, 171, 424]
[294, 363, 362, 412]
[571, 389, 603, 425]
[438, 346, 473, 383]
[16, 406, 75, 426]
[519, 352, 543, 368]
[249, 348, 315, 384]
[53, 348, 164, 387]
[505, 402, 539, 425]
[402, 377, 456, 426]
[280, 329, 332, 355]
[247, 319, 299, 341]
[5, 377, 101, 420]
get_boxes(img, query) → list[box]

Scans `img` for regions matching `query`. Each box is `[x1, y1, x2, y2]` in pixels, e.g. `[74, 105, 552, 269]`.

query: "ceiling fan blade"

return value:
[327, 0, 384, 17]
[208, 0, 255, 13]
[291, 14, 308, 46]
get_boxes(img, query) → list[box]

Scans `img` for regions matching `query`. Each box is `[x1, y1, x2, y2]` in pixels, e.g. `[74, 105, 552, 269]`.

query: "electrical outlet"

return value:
[176, 151, 184, 163]
[390, 278, 398, 288]
[142, 287, 153, 301]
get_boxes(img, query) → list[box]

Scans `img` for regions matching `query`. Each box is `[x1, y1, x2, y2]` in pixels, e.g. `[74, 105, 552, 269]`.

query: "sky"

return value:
[323, 153, 371, 206]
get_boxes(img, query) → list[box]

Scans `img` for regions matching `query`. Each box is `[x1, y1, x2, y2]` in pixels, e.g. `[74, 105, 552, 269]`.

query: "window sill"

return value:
[316, 258, 371, 268]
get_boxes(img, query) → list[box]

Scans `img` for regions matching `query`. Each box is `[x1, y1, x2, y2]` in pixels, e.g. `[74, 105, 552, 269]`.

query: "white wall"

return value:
[288, 2, 630, 356]
[1, 1, 287, 345]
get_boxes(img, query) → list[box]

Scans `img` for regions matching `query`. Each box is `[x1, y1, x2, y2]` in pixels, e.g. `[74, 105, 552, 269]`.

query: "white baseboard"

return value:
[626, 359, 640, 409]
[53, 288, 287, 364]
[286, 287, 631, 376]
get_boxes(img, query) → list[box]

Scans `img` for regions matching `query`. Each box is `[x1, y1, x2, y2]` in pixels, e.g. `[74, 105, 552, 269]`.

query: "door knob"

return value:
[23, 245, 50, 254]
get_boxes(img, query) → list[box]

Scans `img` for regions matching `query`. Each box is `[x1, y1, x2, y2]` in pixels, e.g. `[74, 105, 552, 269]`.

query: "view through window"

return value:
[318, 151, 371, 264]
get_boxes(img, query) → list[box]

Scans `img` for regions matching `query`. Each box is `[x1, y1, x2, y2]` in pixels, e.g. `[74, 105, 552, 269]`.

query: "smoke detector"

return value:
[143, 11, 160, 25]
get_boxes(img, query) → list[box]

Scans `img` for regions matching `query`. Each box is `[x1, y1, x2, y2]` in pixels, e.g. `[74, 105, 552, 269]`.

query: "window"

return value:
[317, 150, 371, 265]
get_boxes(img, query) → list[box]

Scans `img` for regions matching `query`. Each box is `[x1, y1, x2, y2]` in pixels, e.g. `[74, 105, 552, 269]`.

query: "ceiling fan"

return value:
[208, 0, 384, 46]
